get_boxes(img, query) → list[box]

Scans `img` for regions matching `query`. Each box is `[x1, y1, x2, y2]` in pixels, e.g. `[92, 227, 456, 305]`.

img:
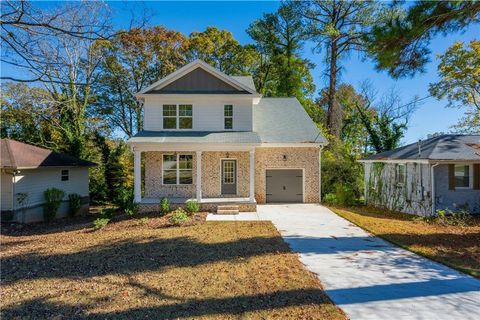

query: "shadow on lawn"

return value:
[1, 288, 334, 319]
[1, 234, 290, 284]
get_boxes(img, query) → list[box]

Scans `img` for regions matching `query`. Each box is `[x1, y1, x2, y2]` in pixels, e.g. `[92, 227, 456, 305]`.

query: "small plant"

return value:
[169, 208, 189, 226]
[43, 188, 65, 222]
[323, 193, 338, 205]
[160, 197, 170, 215]
[93, 218, 110, 230]
[335, 184, 356, 207]
[68, 193, 82, 217]
[113, 188, 134, 210]
[124, 202, 139, 217]
[185, 199, 200, 215]
[419, 208, 471, 226]
[99, 208, 116, 219]
[139, 217, 150, 225]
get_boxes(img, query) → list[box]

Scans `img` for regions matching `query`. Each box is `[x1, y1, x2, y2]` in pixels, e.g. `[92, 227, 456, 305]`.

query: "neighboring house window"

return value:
[162, 154, 193, 185]
[454, 165, 470, 188]
[163, 105, 176, 129]
[179, 104, 193, 129]
[224, 105, 233, 130]
[396, 164, 406, 184]
[61, 169, 69, 181]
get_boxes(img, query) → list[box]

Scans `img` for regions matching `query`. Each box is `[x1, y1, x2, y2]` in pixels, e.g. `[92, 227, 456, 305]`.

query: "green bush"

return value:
[334, 184, 356, 207]
[420, 208, 471, 226]
[68, 193, 82, 217]
[99, 208, 116, 219]
[323, 193, 338, 205]
[169, 208, 189, 226]
[43, 188, 65, 222]
[124, 202, 139, 217]
[160, 197, 170, 215]
[93, 218, 110, 230]
[113, 187, 134, 210]
[185, 199, 200, 214]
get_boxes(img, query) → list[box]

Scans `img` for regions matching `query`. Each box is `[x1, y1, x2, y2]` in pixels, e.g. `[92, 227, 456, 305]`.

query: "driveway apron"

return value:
[256, 204, 480, 320]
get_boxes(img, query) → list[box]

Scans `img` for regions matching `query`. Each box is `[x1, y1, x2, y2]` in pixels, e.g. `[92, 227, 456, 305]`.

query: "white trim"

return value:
[137, 59, 260, 96]
[196, 151, 202, 202]
[134, 150, 142, 203]
[219, 158, 237, 195]
[358, 159, 430, 164]
[161, 153, 194, 186]
[249, 150, 255, 202]
[431, 162, 439, 215]
[265, 168, 305, 203]
[258, 143, 324, 148]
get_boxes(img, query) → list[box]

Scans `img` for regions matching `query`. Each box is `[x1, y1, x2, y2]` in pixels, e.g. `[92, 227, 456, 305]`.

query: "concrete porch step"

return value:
[216, 205, 239, 215]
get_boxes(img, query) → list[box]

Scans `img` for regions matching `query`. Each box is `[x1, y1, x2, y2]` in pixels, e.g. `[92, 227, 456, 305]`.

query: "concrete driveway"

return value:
[208, 204, 480, 320]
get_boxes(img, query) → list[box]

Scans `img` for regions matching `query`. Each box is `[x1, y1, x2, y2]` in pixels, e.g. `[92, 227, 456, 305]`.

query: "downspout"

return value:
[430, 163, 439, 215]
[319, 146, 323, 203]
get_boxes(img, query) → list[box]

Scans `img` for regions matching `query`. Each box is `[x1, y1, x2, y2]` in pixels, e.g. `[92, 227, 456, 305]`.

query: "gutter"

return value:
[430, 162, 440, 215]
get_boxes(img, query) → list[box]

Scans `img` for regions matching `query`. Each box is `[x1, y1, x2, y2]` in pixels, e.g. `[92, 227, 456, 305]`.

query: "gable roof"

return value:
[254, 97, 327, 144]
[0, 139, 96, 169]
[361, 135, 480, 162]
[137, 59, 260, 96]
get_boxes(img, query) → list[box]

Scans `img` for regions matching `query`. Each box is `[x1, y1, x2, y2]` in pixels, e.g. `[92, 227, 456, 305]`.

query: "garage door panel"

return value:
[266, 169, 303, 203]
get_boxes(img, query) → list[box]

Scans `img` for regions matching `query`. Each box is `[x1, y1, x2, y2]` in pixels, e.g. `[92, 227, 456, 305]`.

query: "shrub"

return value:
[169, 208, 189, 226]
[43, 188, 65, 222]
[125, 202, 139, 217]
[419, 208, 471, 226]
[160, 197, 170, 215]
[323, 193, 338, 205]
[93, 218, 110, 230]
[99, 208, 116, 219]
[68, 193, 82, 217]
[185, 199, 200, 214]
[113, 187, 134, 210]
[334, 184, 356, 207]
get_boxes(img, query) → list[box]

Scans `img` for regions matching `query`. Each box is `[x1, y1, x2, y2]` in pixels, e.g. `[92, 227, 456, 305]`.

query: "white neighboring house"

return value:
[1, 139, 95, 223]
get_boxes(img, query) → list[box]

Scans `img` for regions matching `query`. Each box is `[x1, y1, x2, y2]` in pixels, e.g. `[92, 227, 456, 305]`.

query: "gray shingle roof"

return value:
[254, 97, 327, 144]
[128, 131, 261, 144]
[363, 135, 480, 161]
[231, 76, 256, 92]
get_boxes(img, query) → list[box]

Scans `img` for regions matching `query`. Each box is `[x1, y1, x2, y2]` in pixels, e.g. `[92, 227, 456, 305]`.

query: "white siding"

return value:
[13, 167, 90, 207]
[143, 96, 253, 131]
[1, 170, 13, 210]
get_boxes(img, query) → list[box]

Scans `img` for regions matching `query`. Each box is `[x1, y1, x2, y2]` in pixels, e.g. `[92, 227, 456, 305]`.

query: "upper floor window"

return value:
[61, 169, 69, 181]
[162, 154, 193, 185]
[454, 165, 471, 188]
[395, 164, 406, 185]
[224, 105, 233, 130]
[163, 104, 192, 129]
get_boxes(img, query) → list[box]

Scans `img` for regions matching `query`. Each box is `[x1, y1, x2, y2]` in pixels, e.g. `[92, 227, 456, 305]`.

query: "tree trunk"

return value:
[327, 40, 342, 138]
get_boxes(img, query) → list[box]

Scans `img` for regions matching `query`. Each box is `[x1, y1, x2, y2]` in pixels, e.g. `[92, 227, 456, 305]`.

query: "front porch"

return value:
[132, 144, 257, 212]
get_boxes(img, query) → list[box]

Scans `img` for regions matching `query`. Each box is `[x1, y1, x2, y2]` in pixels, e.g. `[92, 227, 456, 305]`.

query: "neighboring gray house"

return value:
[1, 139, 95, 222]
[127, 59, 328, 213]
[359, 135, 480, 216]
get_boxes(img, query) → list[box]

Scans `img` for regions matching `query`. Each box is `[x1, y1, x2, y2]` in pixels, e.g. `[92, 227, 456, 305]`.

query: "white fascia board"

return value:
[137, 59, 259, 96]
[357, 159, 430, 164]
[128, 142, 259, 152]
[258, 143, 324, 148]
[136, 93, 261, 100]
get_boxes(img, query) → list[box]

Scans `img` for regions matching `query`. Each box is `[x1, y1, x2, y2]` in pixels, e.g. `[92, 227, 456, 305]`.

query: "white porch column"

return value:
[249, 150, 255, 202]
[134, 149, 142, 203]
[196, 151, 202, 202]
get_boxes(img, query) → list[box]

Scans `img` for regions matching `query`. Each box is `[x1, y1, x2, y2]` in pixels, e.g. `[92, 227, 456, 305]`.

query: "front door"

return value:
[221, 159, 237, 195]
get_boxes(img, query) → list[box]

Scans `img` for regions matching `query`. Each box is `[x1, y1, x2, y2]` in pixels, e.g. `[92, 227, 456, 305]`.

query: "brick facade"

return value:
[144, 147, 321, 205]
[254, 147, 320, 203]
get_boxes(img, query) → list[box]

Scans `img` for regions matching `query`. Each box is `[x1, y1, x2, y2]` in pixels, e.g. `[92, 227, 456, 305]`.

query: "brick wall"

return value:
[254, 147, 320, 203]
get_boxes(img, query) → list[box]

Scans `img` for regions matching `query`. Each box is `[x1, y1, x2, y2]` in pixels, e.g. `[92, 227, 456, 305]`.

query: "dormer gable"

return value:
[137, 59, 260, 97]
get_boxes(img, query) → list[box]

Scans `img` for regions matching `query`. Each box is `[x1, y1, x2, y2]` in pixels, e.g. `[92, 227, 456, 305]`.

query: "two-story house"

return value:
[127, 59, 328, 212]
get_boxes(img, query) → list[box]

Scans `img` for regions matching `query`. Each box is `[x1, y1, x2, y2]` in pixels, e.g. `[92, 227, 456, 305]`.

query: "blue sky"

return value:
[5, 1, 479, 144]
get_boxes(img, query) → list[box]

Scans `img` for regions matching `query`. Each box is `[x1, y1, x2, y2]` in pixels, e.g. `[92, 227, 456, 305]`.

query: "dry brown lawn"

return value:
[328, 206, 480, 278]
[1, 216, 344, 319]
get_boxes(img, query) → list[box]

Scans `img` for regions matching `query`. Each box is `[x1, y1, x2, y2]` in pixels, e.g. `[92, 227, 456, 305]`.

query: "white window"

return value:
[163, 104, 193, 129]
[396, 164, 406, 184]
[163, 105, 176, 129]
[223, 161, 235, 184]
[454, 165, 471, 188]
[224, 105, 233, 130]
[61, 169, 69, 181]
[162, 154, 193, 185]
